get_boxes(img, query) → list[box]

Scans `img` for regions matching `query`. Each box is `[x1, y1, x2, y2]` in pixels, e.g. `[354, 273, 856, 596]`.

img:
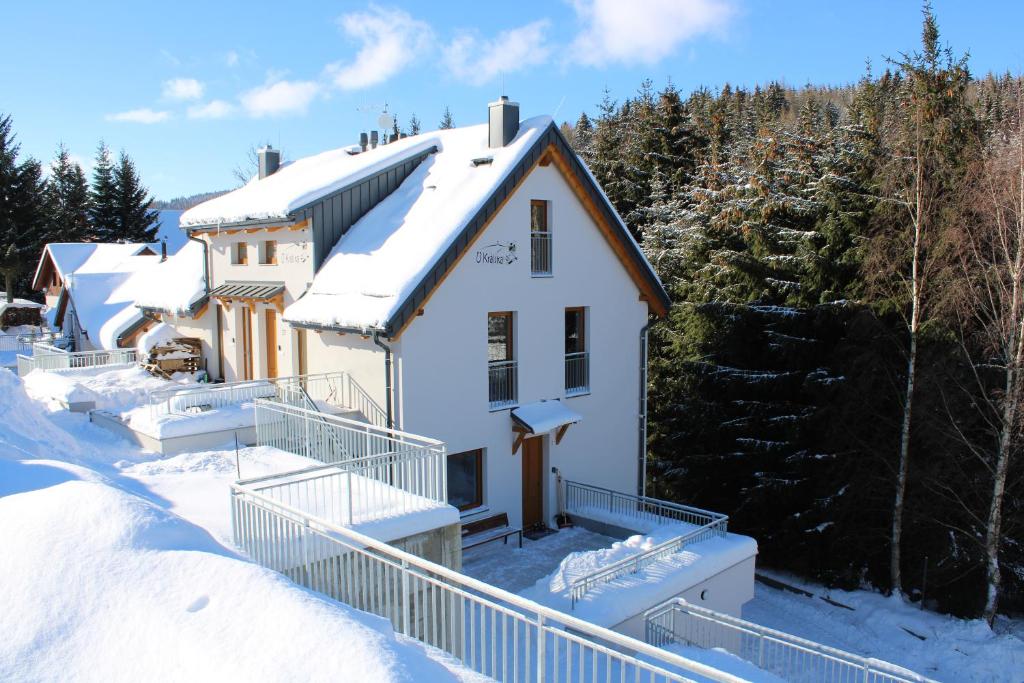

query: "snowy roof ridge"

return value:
[132, 240, 208, 315]
[180, 135, 443, 228]
[33, 242, 154, 290]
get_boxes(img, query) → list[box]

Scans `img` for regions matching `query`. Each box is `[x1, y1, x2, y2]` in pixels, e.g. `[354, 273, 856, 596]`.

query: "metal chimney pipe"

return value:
[370, 131, 379, 149]
[359, 132, 368, 152]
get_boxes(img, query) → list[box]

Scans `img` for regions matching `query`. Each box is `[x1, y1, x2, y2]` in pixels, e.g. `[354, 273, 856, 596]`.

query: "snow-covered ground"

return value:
[0, 369, 483, 682]
[23, 364, 203, 413]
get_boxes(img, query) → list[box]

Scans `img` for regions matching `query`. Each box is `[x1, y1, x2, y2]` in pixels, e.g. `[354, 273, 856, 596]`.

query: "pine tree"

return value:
[112, 151, 159, 243]
[571, 112, 593, 157]
[439, 106, 454, 130]
[0, 115, 47, 302]
[45, 143, 91, 243]
[89, 141, 118, 240]
[409, 114, 421, 136]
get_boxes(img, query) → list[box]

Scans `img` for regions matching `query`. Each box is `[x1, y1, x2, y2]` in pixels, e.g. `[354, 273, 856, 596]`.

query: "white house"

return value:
[141, 99, 671, 535]
[32, 242, 159, 350]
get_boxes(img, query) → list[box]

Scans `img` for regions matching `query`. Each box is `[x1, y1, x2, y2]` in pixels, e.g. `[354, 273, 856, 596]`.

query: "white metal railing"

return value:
[531, 231, 552, 276]
[645, 599, 937, 683]
[231, 483, 746, 683]
[255, 399, 440, 467]
[0, 331, 54, 354]
[16, 343, 138, 376]
[564, 481, 729, 608]
[565, 351, 589, 396]
[488, 360, 518, 409]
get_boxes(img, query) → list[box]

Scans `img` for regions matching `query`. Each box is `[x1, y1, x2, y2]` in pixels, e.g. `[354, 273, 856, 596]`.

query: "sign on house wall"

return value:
[475, 241, 518, 266]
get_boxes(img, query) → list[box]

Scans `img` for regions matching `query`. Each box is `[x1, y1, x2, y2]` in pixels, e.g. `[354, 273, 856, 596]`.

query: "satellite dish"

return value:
[377, 112, 395, 129]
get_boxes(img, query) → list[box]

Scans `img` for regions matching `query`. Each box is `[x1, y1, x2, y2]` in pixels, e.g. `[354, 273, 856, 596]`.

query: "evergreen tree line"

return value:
[566, 7, 1023, 622]
[0, 117, 159, 302]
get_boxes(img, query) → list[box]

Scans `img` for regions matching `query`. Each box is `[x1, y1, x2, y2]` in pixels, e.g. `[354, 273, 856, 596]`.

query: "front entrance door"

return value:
[265, 309, 278, 378]
[240, 308, 253, 380]
[522, 437, 544, 530]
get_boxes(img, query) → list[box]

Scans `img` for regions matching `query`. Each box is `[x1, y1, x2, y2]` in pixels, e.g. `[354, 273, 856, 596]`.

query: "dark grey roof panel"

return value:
[209, 281, 284, 300]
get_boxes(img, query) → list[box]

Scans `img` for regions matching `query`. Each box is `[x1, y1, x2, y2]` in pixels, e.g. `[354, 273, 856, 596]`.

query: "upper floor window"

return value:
[565, 307, 589, 396]
[232, 241, 248, 265]
[488, 312, 517, 409]
[530, 199, 551, 276]
[259, 240, 277, 265]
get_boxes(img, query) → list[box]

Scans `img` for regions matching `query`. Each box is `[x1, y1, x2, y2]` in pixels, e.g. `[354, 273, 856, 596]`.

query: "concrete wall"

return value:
[397, 162, 649, 531]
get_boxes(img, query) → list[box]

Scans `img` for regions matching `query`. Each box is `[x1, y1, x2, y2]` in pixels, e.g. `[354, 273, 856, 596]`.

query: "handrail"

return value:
[565, 480, 727, 529]
[645, 598, 938, 683]
[17, 345, 138, 376]
[231, 480, 746, 683]
[255, 398, 444, 447]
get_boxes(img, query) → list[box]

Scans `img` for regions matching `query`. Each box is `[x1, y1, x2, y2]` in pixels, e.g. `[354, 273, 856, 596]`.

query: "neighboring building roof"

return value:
[32, 242, 155, 291]
[279, 116, 669, 336]
[209, 281, 285, 301]
[512, 400, 582, 435]
[32, 242, 160, 349]
[133, 241, 207, 315]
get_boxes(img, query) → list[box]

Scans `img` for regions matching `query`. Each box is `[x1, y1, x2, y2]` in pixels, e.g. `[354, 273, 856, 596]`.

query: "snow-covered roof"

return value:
[33, 242, 154, 288]
[180, 136, 441, 228]
[132, 240, 207, 315]
[512, 400, 582, 435]
[283, 117, 552, 331]
[38, 244, 161, 349]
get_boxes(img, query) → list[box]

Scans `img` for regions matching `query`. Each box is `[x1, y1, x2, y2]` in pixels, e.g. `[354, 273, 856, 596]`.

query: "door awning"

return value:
[209, 281, 285, 301]
[511, 400, 581, 453]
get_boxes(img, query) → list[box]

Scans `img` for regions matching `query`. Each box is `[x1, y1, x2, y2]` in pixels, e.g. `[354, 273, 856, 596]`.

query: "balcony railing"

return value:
[488, 359, 518, 410]
[565, 351, 589, 395]
[645, 598, 936, 683]
[531, 231, 552, 276]
[231, 482, 746, 683]
[17, 343, 138, 376]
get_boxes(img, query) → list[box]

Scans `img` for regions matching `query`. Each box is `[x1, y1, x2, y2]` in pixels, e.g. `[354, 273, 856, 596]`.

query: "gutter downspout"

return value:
[372, 331, 394, 429]
[187, 228, 219, 379]
[638, 316, 654, 498]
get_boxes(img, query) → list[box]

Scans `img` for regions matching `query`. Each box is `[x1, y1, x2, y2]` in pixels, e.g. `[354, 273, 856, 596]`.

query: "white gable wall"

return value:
[396, 162, 649, 530]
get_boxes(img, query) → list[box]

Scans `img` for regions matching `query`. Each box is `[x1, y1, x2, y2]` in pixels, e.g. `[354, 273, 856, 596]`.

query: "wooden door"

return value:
[296, 328, 307, 379]
[522, 437, 544, 530]
[241, 308, 253, 380]
[265, 309, 278, 378]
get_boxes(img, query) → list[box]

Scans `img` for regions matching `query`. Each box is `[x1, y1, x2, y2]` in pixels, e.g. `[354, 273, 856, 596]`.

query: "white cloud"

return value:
[240, 78, 320, 118]
[105, 108, 172, 124]
[226, 50, 239, 67]
[162, 77, 204, 101]
[326, 5, 432, 90]
[568, 0, 734, 66]
[187, 100, 235, 119]
[443, 20, 551, 86]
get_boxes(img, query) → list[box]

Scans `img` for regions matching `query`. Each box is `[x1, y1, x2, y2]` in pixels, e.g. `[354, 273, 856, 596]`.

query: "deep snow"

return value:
[0, 370, 479, 682]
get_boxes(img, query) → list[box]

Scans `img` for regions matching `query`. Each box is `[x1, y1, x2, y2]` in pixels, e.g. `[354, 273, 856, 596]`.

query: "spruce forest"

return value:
[567, 9, 1023, 622]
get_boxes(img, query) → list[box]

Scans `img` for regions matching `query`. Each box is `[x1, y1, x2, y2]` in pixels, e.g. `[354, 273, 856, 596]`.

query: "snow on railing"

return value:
[564, 481, 728, 608]
[230, 483, 747, 683]
[16, 343, 138, 376]
[644, 598, 938, 683]
[0, 331, 55, 353]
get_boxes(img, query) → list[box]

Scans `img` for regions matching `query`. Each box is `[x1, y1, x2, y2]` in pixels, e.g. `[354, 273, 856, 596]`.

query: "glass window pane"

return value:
[447, 449, 482, 510]
[488, 314, 511, 361]
[565, 309, 584, 354]
[531, 200, 548, 233]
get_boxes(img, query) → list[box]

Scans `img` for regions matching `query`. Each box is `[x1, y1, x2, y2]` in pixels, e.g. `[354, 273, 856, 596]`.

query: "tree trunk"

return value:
[4, 270, 13, 304]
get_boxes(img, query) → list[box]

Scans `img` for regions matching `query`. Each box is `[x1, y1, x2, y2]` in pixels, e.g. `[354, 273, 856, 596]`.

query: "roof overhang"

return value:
[209, 281, 284, 301]
[511, 399, 581, 453]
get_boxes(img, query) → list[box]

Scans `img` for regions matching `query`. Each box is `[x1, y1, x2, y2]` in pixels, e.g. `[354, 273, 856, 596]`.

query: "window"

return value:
[488, 312, 517, 408]
[259, 240, 277, 265]
[530, 199, 551, 276]
[233, 241, 248, 265]
[565, 307, 589, 395]
[447, 449, 483, 511]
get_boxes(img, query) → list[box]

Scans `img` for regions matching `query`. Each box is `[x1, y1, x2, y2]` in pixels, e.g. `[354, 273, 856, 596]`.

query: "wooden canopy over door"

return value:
[522, 437, 544, 530]
[265, 309, 278, 379]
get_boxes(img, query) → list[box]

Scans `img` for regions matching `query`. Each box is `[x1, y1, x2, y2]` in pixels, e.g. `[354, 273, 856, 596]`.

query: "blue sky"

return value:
[3, 1, 1023, 200]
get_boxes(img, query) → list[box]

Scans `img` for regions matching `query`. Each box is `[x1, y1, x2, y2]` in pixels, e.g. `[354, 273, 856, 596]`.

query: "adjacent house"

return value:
[32, 242, 159, 350]
[156, 98, 669, 535]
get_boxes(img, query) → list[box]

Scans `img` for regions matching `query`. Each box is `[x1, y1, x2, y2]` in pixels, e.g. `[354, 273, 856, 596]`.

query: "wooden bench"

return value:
[461, 512, 522, 550]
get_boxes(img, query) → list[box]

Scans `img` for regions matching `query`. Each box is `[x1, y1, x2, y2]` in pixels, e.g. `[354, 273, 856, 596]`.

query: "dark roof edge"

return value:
[284, 318, 384, 336]
[136, 294, 210, 318]
[382, 122, 670, 337]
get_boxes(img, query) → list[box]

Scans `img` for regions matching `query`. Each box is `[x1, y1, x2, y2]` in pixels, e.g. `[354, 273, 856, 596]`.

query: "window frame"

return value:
[565, 306, 586, 355]
[530, 199, 552, 277]
[487, 311, 514, 363]
[564, 306, 590, 397]
[233, 241, 248, 266]
[447, 448, 484, 511]
[260, 239, 278, 265]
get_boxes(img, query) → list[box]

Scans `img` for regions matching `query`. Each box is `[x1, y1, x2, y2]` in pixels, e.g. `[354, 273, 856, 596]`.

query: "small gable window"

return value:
[259, 240, 277, 265]
[233, 242, 248, 265]
[530, 199, 551, 276]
